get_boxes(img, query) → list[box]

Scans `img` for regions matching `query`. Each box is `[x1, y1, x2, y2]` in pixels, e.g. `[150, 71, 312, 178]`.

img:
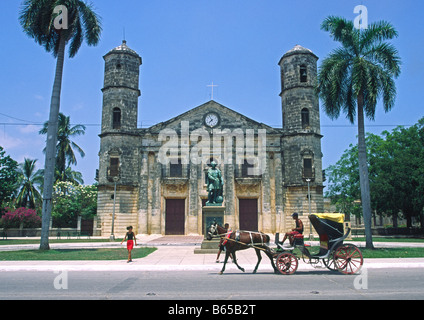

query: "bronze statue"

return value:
[206, 161, 223, 205]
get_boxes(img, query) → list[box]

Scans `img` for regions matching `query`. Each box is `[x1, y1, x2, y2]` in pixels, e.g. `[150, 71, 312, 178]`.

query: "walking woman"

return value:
[121, 226, 137, 262]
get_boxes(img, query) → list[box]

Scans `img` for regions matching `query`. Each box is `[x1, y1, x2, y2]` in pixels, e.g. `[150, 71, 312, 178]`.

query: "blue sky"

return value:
[0, 0, 423, 185]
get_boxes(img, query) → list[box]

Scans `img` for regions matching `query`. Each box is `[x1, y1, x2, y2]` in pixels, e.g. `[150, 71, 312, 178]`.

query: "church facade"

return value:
[96, 41, 324, 236]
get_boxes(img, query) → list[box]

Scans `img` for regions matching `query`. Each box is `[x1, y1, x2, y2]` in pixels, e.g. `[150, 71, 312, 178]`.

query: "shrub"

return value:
[0, 207, 41, 228]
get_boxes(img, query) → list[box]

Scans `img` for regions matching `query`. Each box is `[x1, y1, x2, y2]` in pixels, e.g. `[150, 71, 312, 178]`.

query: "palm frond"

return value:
[19, 0, 102, 57]
[363, 42, 401, 78]
[360, 20, 399, 50]
[321, 16, 358, 55]
[77, 0, 102, 46]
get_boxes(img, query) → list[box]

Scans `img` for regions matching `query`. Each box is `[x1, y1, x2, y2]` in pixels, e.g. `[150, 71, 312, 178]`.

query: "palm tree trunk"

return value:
[357, 93, 374, 249]
[40, 35, 66, 250]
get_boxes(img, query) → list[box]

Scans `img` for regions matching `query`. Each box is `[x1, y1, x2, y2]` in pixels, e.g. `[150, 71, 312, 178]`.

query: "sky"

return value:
[0, 0, 423, 186]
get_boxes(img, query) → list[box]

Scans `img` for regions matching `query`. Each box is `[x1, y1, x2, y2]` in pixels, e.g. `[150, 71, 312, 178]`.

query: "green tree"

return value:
[373, 120, 424, 228]
[55, 166, 84, 185]
[52, 181, 97, 227]
[326, 133, 385, 223]
[317, 16, 401, 248]
[16, 158, 43, 209]
[0, 146, 19, 211]
[39, 112, 86, 177]
[20, 0, 102, 249]
[327, 119, 424, 230]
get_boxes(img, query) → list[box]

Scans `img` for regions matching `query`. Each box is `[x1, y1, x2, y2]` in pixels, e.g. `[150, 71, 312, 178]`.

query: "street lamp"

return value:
[110, 176, 119, 241]
[306, 178, 313, 241]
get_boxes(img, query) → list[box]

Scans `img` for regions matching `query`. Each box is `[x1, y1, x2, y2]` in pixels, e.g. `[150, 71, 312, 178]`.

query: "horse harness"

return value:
[219, 230, 270, 252]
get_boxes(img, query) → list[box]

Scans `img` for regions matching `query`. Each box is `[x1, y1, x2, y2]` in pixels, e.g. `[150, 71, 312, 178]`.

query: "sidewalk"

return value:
[1, 235, 424, 272]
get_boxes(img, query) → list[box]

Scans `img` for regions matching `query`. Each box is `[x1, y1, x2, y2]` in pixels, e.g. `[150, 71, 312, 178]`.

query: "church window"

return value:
[109, 157, 120, 177]
[301, 108, 310, 129]
[112, 107, 121, 129]
[170, 158, 183, 177]
[303, 158, 313, 178]
[300, 65, 307, 82]
[242, 159, 255, 177]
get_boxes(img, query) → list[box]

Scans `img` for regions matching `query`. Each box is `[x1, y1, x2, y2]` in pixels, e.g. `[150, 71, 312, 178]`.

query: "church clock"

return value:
[204, 112, 219, 128]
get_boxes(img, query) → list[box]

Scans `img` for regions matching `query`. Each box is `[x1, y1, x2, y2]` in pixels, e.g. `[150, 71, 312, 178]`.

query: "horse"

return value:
[207, 223, 278, 275]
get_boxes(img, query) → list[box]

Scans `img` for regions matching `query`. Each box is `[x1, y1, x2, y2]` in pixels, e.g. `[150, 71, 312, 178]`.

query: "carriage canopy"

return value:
[309, 213, 345, 240]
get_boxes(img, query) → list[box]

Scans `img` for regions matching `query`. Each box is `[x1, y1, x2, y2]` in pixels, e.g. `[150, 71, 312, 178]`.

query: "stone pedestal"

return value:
[194, 205, 225, 254]
[202, 205, 225, 238]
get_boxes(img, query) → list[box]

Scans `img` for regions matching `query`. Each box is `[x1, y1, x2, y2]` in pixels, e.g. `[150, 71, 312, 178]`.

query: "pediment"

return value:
[146, 100, 279, 134]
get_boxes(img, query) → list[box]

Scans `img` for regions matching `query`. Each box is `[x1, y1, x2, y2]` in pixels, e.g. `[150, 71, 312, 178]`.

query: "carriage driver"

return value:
[281, 212, 303, 247]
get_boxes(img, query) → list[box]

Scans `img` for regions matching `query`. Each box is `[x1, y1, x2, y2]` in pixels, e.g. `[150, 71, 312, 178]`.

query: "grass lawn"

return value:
[287, 246, 424, 259]
[0, 247, 157, 261]
[360, 247, 424, 259]
[0, 238, 116, 245]
[352, 237, 424, 243]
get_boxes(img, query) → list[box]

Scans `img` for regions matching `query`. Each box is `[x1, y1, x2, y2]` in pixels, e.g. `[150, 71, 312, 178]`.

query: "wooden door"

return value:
[239, 199, 258, 231]
[165, 199, 185, 235]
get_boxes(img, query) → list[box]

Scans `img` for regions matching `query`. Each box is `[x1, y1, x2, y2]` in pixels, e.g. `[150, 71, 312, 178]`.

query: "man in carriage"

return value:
[280, 212, 303, 248]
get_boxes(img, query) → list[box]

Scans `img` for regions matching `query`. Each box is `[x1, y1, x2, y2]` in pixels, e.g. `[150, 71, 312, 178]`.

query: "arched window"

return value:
[303, 158, 313, 179]
[109, 157, 120, 177]
[112, 107, 121, 129]
[301, 108, 310, 128]
[300, 65, 307, 83]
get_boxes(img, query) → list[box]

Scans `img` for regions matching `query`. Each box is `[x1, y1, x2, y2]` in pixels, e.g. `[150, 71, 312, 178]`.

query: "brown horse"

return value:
[207, 223, 278, 274]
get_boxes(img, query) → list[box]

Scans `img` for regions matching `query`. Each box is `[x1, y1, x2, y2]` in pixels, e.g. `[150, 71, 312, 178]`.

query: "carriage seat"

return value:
[293, 233, 304, 246]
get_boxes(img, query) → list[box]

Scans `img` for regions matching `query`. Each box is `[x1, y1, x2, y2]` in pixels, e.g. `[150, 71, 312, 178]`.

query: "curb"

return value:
[1, 259, 423, 272]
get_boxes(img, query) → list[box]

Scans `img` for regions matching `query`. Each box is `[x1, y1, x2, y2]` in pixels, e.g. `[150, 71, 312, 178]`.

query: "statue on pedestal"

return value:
[206, 161, 224, 205]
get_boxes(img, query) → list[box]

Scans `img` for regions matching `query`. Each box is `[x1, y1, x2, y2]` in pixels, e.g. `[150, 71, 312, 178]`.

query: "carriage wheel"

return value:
[323, 250, 337, 271]
[333, 244, 363, 275]
[276, 252, 298, 275]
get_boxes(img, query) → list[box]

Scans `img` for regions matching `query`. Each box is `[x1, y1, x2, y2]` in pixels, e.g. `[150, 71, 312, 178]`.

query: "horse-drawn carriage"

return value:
[207, 213, 363, 275]
[274, 213, 363, 275]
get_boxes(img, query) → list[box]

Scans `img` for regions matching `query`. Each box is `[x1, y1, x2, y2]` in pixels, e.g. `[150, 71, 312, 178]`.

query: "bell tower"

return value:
[278, 44, 320, 134]
[97, 41, 142, 238]
[278, 45, 324, 215]
[101, 40, 142, 133]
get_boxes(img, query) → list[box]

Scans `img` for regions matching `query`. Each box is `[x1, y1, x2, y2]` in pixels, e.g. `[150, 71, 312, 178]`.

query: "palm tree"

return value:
[16, 158, 43, 209]
[20, 0, 102, 250]
[40, 112, 86, 176]
[317, 16, 401, 249]
[55, 165, 84, 185]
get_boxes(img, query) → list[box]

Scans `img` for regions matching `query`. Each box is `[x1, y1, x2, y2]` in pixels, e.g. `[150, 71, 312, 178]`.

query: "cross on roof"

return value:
[207, 81, 218, 100]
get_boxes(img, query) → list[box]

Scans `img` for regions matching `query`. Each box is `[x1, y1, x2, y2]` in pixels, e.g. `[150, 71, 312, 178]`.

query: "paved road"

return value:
[1, 268, 423, 300]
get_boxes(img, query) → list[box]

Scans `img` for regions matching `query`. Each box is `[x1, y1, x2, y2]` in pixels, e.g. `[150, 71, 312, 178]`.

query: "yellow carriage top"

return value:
[309, 213, 346, 240]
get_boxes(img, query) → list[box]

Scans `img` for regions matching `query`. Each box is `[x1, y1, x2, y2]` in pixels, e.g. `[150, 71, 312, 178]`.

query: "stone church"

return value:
[96, 41, 324, 236]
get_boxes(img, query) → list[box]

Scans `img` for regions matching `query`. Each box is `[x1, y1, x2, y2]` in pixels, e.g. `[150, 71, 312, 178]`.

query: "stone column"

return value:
[137, 151, 149, 234]
[274, 151, 284, 233]
[150, 151, 162, 234]
[188, 163, 199, 234]
[224, 163, 235, 227]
